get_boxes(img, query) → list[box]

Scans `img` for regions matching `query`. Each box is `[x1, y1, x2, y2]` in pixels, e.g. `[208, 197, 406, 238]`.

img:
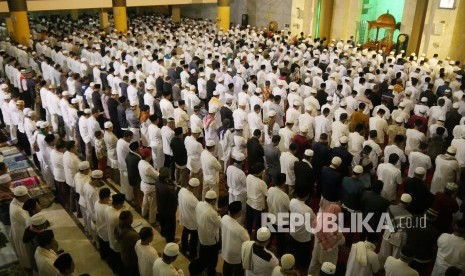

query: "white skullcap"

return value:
[146, 84, 154, 90]
[446, 182, 459, 191]
[163, 242, 179, 257]
[401, 193, 412, 203]
[0, 174, 11, 184]
[71, 98, 78, 104]
[304, 78, 311, 83]
[304, 149, 314, 157]
[447, 146, 457, 155]
[340, 101, 347, 107]
[255, 88, 262, 93]
[205, 190, 217, 199]
[213, 90, 220, 96]
[233, 152, 246, 161]
[293, 100, 301, 106]
[327, 96, 333, 101]
[79, 161, 90, 171]
[0, 84, 8, 89]
[395, 116, 403, 123]
[191, 127, 201, 134]
[13, 186, 28, 197]
[218, 77, 224, 82]
[256, 227, 271, 241]
[190, 69, 196, 74]
[438, 115, 445, 121]
[331, 157, 342, 166]
[130, 101, 138, 107]
[421, 97, 428, 103]
[84, 109, 91, 114]
[31, 213, 47, 226]
[91, 170, 103, 179]
[281, 254, 295, 270]
[188, 178, 200, 187]
[27, 110, 34, 117]
[399, 102, 406, 107]
[208, 105, 217, 113]
[268, 110, 276, 117]
[206, 140, 216, 147]
[453, 102, 459, 109]
[40, 122, 50, 128]
[299, 125, 308, 133]
[104, 122, 113, 129]
[415, 167, 426, 175]
[339, 136, 348, 144]
[321, 262, 336, 274]
[353, 165, 363, 174]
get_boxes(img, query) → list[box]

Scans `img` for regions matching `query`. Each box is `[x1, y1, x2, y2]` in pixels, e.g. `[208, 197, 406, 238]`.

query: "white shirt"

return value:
[50, 149, 65, 182]
[384, 145, 406, 169]
[63, 151, 80, 186]
[226, 165, 247, 197]
[160, 98, 174, 119]
[345, 242, 380, 276]
[116, 139, 130, 171]
[407, 151, 432, 178]
[87, 116, 102, 146]
[200, 149, 221, 186]
[246, 174, 268, 211]
[196, 201, 221, 245]
[385, 256, 418, 276]
[266, 187, 290, 219]
[314, 115, 331, 142]
[152, 258, 184, 276]
[369, 116, 388, 144]
[280, 152, 298, 186]
[377, 163, 402, 201]
[34, 247, 58, 276]
[78, 116, 90, 143]
[161, 126, 175, 156]
[135, 240, 159, 276]
[432, 233, 465, 275]
[221, 215, 250, 264]
[289, 198, 315, 242]
[178, 188, 199, 230]
[105, 206, 123, 252]
[185, 135, 203, 173]
[405, 129, 425, 155]
[94, 201, 110, 241]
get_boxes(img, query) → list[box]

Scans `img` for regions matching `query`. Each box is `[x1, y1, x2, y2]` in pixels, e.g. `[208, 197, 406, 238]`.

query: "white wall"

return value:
[180, 3, 218, 21]
[419, 0, 461, 58]
[254, 0, 292, 30]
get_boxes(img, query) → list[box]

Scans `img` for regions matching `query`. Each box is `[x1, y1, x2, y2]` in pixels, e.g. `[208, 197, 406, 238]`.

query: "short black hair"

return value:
[99, 188, 111, 200]
[37, 230, 55, 247]
[139, 227, 153, 241]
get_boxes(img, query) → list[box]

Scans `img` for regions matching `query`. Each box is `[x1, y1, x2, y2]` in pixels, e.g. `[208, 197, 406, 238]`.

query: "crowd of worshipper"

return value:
[0, 11, 464, 276]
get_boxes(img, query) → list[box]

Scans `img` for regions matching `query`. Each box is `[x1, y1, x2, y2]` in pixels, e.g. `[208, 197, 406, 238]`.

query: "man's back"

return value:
[384, 256, 418, 276]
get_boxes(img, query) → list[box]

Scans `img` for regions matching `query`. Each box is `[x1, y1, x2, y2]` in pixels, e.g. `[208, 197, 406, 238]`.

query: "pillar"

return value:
[406, 0, 428, 55]
[449, 0, 465, 62]
[112, 0, 127, 34]
[70, 10, 79, 21]
[315, 0, 334, 39]
[172, 5, 181, 23]
[99, 10, 109, 32]
[7, 0, 30, 46]
[217, 0, 231, 31]
[5, 17, 15, 39]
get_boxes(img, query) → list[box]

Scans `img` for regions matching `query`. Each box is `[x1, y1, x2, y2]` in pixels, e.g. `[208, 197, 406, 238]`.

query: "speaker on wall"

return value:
[241, 14, 248, 26]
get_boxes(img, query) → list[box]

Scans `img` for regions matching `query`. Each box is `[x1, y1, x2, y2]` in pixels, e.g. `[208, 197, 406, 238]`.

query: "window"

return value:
[439, 0, 455, 9]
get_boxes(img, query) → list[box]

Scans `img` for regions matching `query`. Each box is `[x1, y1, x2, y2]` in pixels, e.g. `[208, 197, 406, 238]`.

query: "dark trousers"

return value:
[57, 115, 65, 138]
[288, 235, 311, 271]
[270, 224, 287, 258]
[98, 236, 110, 260]
[222, 261, 244, 276]
[199, 242, 219, 276]
[181, 227, 198, 259]
[158, 213, 176, 242]
[343, 207, 356, 246]
[91, 145, 98, 169]
[62, 183, 70, 211]
[55, 180, 67, 208]
[18, 131, 31, 156]
[245, 204, 263, 234]
[106, 248, 122, 274]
